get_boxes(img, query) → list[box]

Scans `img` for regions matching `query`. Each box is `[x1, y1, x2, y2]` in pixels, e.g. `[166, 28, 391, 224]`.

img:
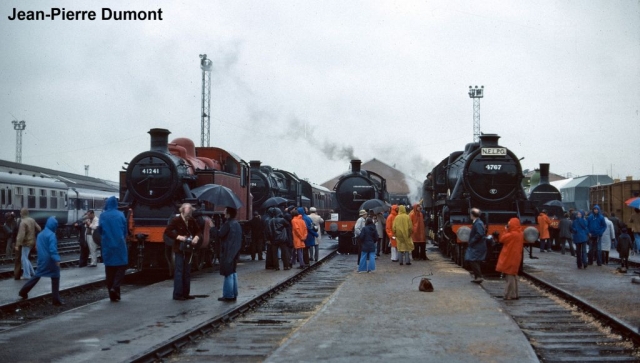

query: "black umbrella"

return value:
[543, 200, 564, 208]
[191, 184, 243, 209]
[261, 196, 288, 209]
[359, 199, 390, 214]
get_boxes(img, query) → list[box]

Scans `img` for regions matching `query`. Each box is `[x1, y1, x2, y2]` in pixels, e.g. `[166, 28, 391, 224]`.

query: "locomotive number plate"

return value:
[485, 164, 502, 171]
[481, 148, 506, 156]
[141, 168, 161, 175]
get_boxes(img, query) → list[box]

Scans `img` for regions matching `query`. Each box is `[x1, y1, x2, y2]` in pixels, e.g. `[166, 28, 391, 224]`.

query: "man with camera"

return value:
[164, 203, 201, 301]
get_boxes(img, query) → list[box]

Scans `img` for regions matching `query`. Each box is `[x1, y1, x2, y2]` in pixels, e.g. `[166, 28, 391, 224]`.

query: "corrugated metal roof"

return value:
[0, 159, 118, 192]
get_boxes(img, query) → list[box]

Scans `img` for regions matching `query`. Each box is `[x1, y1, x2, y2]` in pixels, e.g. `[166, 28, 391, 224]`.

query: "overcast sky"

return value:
[1, 0, 638, 188]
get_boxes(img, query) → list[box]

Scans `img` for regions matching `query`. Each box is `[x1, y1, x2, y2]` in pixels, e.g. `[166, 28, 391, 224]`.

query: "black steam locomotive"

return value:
[429, 134, 539, 267]
[325, 159, 388, 253]
[528, 163, 562, 215]
[249, 161, 303, 212]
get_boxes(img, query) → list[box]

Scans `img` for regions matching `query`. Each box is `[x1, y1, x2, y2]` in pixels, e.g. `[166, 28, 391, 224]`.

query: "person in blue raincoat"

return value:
[298, 207, 318, 266]
[465, 208, 487, 284]
[587, 205, 606, 266]
[99, 196, 128, 302]
[18, 217, 64, 305]
[572, 210, 589, 269]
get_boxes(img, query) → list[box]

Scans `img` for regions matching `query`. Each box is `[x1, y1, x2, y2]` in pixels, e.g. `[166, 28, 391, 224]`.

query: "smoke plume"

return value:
[285, 116, 358, 161]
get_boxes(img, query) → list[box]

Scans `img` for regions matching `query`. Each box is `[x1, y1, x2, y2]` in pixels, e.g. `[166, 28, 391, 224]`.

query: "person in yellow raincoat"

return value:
[393, 205, 414, 265]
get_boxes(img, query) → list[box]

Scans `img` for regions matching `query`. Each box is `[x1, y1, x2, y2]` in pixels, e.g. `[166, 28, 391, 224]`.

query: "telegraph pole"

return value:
[199, 54, 213, 147]
[468, 85, 484, 142]
[12, 120, 26, 163]
[84, 165, 89, 176]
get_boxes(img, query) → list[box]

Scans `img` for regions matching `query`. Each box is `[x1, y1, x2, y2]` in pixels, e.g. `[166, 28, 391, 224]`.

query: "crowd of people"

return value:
[536, 205, 640, 271]
[3, 197, 640, 306]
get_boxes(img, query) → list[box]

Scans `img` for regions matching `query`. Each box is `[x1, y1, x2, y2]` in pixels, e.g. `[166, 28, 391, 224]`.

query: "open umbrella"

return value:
[543, 200, 564, 208]
[261, 196, 288, 209]
[359, 199, 390, 214]
[191, 184, 243, 209]
[625, 197, 640, 209]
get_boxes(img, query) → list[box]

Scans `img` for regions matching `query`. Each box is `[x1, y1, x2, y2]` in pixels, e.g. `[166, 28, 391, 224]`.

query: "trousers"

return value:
[21, 246, 35, 279]
[358, 251, 376, 272]
[87, 235, 99, 266]
[222, 272, 238, 299]
[173, 253, 191, 299]
[504, 274, 518, 299]
[105, 265, 127, 301]
[20, 276, 62, 303]
[468, 261, 483, 279]
[587, 236, 602, 265]
[575, 243, 588, 268]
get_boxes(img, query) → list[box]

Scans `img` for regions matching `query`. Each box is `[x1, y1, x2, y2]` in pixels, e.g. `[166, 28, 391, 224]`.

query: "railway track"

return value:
[130, 250, 349, 363]
[481, 274, 640, 362]
[0, 239, 80, 264]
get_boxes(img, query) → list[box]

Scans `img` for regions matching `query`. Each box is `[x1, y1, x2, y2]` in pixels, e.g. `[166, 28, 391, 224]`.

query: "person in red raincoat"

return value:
[495, 218, 524, 300]
[409, 204, 429, 261]
[385, 205, 399, 262]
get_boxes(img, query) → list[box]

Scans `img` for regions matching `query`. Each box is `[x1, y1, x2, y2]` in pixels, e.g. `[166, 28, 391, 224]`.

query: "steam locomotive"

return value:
[325, 159, 388, 253]
[429, 134, 539, 268]
[120, 128, 252, 272]
[250, 160, 332, 218]
[528, 163, 563, 217]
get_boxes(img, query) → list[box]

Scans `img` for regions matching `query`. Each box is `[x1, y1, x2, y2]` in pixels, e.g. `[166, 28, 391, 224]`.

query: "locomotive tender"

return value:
[325, 159, 388, 253]
[429, 134, 539, 268]
[120, 128, 252, 272]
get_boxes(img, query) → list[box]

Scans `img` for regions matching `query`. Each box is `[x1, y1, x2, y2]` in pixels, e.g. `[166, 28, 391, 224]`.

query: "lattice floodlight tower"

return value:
[12, 120, 26, 163]
[468, 85, 484, 142]
[199, 54, 213, 147]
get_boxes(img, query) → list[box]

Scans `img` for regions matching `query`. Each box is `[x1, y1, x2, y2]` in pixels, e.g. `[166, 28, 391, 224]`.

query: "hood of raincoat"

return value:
[268, 207, 277, 218]
[105, 196, 118, 211]
[390, 205, 398, 216]
[592, 205, 601, 215]
[297, 207, 306, 216]
[398, 205, 407, 215]
[20, 207, 29, 218]
[507, 218, 521, 232]
[45, 216, 58, 232]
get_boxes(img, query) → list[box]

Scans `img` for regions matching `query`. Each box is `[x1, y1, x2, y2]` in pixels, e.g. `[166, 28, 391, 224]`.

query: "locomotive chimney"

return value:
[351, 159, 362, 173]
[479, 134, 500, 147]
[149, 128, 171, 153]
[249, 160, 262, 169]
[539, 163, 550, 185]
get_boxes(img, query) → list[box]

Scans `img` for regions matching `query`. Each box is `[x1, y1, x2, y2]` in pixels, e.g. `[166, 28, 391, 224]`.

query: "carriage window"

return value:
[50, 190, 58, 209]
[1, 189, 4, 205]
[28, 188, 36, 208]
[94, 199, 105, 210]
[15, 187, 23, 195]
[40, 189, 47, 209]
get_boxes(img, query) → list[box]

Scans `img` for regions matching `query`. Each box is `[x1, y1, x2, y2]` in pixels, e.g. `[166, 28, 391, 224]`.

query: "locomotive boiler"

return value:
[325, 159, 388, 253]
[120, 128, 252, 273]
[431, 134, 539, 268]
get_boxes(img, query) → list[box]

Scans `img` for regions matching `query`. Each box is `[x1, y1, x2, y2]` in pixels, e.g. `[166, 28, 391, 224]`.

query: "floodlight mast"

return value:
[200, 54, 213, 147]
[12, 120, 26, 163]
[468, 85, 484, 142]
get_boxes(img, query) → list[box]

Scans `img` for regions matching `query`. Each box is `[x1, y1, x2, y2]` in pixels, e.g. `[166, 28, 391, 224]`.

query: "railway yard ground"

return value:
[2, 236, 640, 362]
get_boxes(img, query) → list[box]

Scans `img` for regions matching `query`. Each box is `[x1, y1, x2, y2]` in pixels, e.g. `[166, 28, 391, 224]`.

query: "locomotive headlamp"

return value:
[456, 226, 471, 242]
[523, 226, 540, 243]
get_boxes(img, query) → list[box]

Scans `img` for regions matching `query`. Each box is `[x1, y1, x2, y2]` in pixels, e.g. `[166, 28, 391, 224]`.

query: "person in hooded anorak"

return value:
[385, 205, 399, 262]
[409, 204, 428, 261]
[99, 196, 129, 302]
[495, 218, 524, 300]
[291, 209, 308, 269]
[393, 205, 414, 265]
[572, 210, 589, 269]
[18, 217, 64, 305]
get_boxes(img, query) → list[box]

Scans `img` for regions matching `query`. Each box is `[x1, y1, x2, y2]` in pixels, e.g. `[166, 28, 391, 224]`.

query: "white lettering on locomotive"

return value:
[481, 148, 506, 156]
